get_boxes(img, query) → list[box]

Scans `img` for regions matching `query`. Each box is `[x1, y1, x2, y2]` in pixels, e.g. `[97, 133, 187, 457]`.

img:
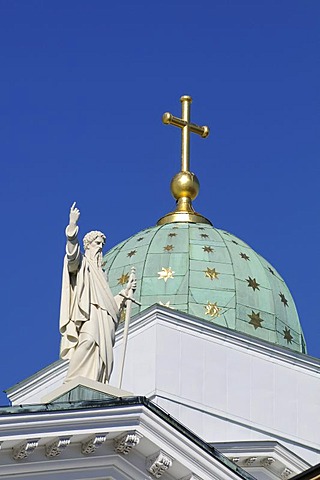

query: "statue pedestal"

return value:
[41, 376, 133, 404]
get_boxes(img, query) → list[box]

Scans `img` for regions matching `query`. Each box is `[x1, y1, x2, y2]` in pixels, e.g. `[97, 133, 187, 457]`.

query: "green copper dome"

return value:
[103, 222, 306, 354]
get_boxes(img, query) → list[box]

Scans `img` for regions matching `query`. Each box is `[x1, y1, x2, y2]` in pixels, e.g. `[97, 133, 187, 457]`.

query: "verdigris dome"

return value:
[103, 222, 306, 354]
[104, 95, 306, 354]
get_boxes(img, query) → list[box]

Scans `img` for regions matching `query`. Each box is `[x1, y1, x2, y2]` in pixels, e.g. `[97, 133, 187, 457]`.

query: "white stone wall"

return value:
[111, 308, 320, 465]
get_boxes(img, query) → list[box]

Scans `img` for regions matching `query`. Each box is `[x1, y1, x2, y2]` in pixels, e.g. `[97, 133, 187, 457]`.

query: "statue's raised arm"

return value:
[59, 203, 136, 386]
[65, 202, 81, 274]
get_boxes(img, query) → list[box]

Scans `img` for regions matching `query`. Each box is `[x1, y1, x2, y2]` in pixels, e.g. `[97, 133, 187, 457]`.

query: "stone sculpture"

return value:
[59, 202, 135, 383]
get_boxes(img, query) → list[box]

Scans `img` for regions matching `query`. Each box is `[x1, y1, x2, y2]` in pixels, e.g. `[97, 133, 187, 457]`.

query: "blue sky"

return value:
[0, 1, 319, 404]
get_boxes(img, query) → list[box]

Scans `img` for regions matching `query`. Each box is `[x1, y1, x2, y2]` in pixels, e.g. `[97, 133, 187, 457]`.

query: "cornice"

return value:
[0, 402, 252, 480]
[6, 305, 320, 406]
[123, 305, 320, 375]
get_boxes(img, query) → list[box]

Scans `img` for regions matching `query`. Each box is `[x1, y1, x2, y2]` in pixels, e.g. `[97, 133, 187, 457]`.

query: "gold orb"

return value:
[170, 171, 200, 201]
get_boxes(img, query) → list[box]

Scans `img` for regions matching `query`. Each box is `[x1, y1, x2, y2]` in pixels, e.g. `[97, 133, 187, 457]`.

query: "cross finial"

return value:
[162, 95, 209, 172]
[157, 95, 212, 226]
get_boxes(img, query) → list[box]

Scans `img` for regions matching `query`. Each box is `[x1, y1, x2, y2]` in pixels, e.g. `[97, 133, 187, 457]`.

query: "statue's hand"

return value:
[124, 268, 137, 297]
[69, 201, 80, 225]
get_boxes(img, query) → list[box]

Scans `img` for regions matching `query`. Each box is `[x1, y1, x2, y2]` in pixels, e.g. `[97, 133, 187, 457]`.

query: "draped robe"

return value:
[59, 225, 124, 383]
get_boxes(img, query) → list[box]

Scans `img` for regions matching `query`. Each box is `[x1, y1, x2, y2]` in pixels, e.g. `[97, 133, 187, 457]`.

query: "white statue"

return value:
[59, 202, 135, 384]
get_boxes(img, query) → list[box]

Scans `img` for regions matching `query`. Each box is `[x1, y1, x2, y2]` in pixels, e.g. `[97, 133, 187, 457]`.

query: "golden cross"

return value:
[162, 95, 209, 172]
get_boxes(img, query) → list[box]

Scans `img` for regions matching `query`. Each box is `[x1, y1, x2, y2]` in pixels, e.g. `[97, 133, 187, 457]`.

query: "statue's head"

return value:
[83, 230, 106, 254]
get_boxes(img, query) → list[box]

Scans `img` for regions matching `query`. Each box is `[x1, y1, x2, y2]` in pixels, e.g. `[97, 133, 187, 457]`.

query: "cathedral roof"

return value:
[103, 222, 306, 354]
[103, 95, 306, 354]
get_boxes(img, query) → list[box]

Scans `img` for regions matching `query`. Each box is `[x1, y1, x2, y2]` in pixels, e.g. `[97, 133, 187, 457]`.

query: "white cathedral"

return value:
[1, 96, 319, 480]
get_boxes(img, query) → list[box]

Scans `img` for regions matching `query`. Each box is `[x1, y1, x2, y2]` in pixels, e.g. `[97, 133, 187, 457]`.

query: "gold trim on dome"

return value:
[158, 210, 211, 225]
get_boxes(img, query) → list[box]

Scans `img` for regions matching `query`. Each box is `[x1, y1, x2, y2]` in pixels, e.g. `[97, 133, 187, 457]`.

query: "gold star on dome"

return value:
[246, 277, 260, 291]
[203, 246, 214, 253]
[240, 252, 250, 260]
[168, 232, 177, 237]
[205, 302, 221, 318]
[159, 300, 173, 309]
[204, 267, 219, 280]
[137, 237, 144, 242]
[279, 292, 289, 307]
[201, 233, 209, 239]
[172, 226, 179, 230]
[127, 250, 137, 258]
[117, 272, 130, 285]
[283, 327, 293, 344]
[198, 227, 205, 230]
[163, 244, 174, 252]
[232, 240, 239, 245]
[268, 267, 275, 275]
[158, 267, 175, 282]
[248, 311, 264, 330]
